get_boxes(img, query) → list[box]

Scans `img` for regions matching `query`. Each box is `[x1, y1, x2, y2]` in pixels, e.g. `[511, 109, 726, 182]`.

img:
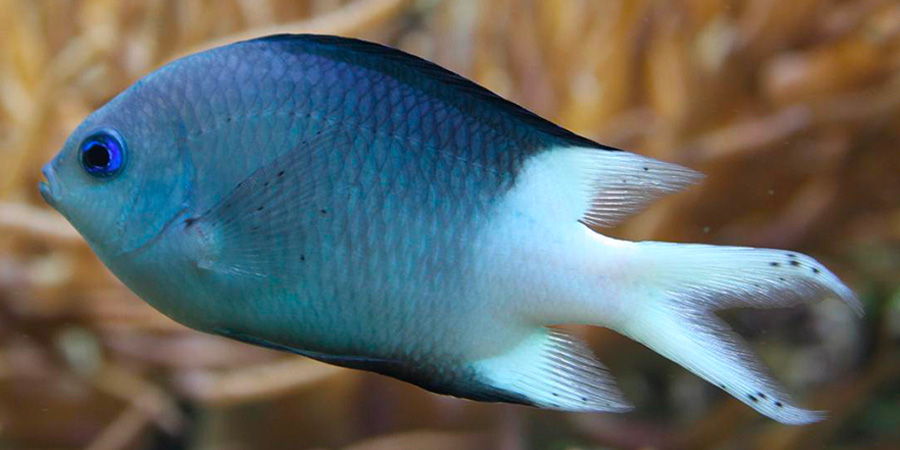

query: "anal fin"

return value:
[471, 328, 632, 412]
[610, 241, 861, 424]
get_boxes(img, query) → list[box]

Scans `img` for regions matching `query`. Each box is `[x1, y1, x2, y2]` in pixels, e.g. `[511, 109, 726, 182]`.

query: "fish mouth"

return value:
[39, 163, 60, 207]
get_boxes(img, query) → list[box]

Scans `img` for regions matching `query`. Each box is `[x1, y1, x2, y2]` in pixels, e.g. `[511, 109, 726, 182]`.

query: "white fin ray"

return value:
[573, 149, 703, 227]
[634, 242, 862, 314]
[626, 305, 825, 424]
[473, 328, 632, 412]
[495, 147, 700, 229]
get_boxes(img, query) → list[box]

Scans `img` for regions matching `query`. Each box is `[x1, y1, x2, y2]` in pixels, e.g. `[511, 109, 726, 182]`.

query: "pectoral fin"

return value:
[183, 129, 350, 279]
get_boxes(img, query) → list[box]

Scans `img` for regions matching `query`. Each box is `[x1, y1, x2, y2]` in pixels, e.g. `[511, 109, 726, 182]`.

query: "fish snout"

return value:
[39, 163, 60, 207]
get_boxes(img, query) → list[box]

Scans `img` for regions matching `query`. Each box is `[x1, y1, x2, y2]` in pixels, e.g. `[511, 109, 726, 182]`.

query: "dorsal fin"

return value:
[504, 146, 702, 229]
[575, 149, 703, 227]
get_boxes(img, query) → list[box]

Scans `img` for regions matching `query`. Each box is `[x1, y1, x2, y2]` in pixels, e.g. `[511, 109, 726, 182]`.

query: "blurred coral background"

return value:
[1, 0, 899, 449]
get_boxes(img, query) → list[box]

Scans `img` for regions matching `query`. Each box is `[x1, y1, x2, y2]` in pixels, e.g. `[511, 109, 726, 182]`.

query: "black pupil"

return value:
[84, 143, 111, 168]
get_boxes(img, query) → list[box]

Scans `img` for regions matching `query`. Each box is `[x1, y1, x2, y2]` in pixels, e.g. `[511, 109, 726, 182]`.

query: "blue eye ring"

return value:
[79, 129, 126, 178]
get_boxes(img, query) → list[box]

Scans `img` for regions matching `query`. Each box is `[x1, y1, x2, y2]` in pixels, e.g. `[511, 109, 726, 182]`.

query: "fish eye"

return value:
[79, 129, 126, 178]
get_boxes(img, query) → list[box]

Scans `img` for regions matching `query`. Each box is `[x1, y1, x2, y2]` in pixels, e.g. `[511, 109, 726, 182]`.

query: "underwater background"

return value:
[0, 0, 898, 449]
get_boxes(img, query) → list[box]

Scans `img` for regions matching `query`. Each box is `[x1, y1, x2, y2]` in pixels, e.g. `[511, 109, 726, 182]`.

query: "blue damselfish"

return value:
[40, 35, 860, 424]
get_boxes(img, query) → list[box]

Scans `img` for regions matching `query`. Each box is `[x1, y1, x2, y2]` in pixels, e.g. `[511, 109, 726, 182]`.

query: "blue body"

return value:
[72, 35, 605, 399]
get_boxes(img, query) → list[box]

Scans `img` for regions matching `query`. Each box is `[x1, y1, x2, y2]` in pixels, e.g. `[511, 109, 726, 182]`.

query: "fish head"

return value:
[40, 82, 193, 260]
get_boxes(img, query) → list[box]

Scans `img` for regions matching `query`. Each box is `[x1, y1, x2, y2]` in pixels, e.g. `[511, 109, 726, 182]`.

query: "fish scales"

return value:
[165, 41, 534, 348]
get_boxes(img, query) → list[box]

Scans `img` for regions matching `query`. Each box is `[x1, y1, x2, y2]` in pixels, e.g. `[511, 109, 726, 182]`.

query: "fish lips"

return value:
[39, 163, 61, 208]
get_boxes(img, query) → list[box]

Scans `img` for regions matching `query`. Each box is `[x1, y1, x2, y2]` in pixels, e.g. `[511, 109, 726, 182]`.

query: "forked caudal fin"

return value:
[609, 240, 861, 424]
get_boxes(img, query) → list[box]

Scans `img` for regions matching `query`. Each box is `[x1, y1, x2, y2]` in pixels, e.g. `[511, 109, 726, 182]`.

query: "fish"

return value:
[39, 34, 861, 424]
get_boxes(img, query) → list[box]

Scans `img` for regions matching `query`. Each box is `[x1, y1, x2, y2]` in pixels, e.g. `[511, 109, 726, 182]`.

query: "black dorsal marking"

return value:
[247, 34, 618, 151]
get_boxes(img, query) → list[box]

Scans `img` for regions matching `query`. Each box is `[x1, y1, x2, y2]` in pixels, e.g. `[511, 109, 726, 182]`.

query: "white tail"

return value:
[472, 145, 859, 424]
[609, 241, 861, 424]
